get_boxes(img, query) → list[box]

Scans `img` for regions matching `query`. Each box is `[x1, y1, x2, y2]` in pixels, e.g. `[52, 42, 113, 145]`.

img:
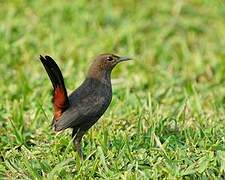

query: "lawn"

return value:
[0, 0, 225, 179]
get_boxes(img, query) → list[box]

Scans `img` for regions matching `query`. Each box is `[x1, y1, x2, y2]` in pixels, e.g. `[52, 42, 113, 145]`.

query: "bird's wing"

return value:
[53, 94, 109, 131]
[39, 55, 69, 119]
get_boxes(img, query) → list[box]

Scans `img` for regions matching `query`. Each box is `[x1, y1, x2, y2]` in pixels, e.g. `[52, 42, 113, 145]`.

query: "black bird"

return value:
[39, 54, 131, 157]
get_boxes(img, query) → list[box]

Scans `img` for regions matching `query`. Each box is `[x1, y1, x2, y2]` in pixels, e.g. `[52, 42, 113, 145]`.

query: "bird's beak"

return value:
[117, 56, 132, 63]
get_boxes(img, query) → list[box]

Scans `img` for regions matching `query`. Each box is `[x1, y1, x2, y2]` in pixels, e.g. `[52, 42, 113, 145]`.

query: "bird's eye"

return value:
[106, 57, 113, 61]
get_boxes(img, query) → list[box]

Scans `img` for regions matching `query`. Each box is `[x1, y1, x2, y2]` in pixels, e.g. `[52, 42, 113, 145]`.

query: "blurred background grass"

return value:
[0, 0, 225, 178]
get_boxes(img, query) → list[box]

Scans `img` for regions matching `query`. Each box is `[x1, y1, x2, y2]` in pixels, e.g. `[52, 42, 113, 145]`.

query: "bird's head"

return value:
[87, 54, 131, 79]
[95, 54, 131, 70]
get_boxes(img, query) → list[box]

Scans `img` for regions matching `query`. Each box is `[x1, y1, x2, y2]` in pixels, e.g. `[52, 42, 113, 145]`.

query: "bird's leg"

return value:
[73, 129, 86, 159]
[72, 127, 78, 139]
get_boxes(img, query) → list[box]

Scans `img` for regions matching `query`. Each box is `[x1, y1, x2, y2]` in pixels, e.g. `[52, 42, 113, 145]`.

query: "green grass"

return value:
[0, 0, 225, 179]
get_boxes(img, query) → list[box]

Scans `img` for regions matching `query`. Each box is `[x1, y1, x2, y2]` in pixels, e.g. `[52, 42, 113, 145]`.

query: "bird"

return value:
[38, 54, 131, 157]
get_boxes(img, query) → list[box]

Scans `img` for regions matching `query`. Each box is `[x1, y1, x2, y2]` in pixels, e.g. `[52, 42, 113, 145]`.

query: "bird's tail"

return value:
[39, 55, 69, 123]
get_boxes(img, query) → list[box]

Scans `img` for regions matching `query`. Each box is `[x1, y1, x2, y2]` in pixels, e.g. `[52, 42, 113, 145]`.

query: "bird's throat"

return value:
[87, 68, 112, 85]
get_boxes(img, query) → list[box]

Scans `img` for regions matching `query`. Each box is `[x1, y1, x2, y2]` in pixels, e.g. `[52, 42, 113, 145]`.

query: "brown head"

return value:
[87, 54, 131, 80]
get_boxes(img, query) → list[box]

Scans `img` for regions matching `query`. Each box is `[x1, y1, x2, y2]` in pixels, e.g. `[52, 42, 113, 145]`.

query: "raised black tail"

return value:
[39, 55, 69, 120]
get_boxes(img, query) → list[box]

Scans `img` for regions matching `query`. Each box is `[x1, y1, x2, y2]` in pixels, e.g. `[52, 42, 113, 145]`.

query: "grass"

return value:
[0, 0, 225, 179]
